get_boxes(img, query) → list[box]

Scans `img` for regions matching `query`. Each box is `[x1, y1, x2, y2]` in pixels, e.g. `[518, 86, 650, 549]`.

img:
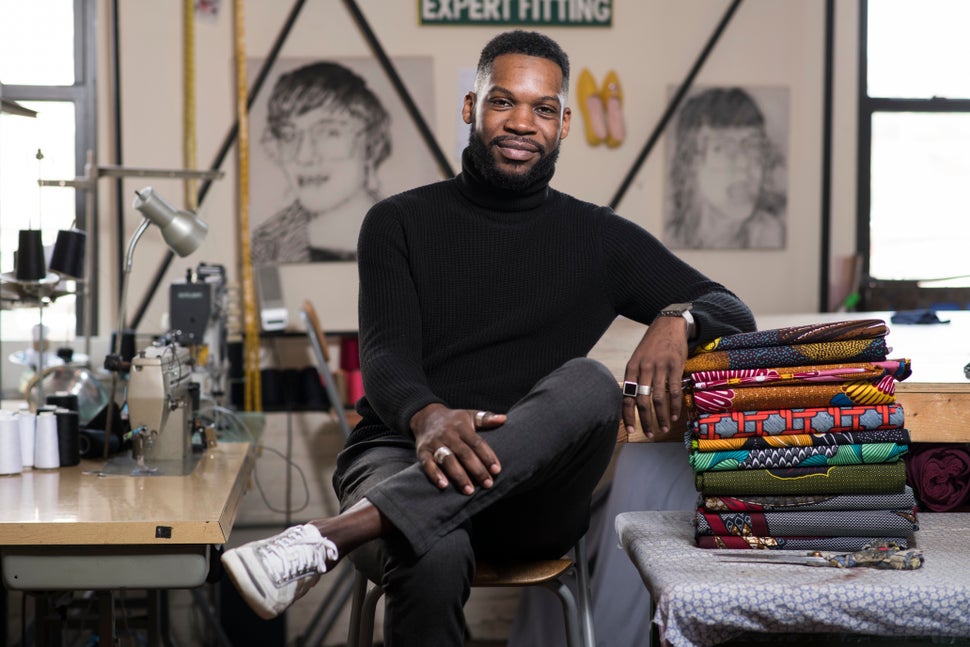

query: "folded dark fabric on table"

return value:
[688, 404, 906, 439]
[688, 359, 912, 391]
[694, 319, 889, 353]
[696, 534, 909, 551]
[692, 428, 911, 452]
[905, 443, 970, 511]
[694, 507, 918, 537]
[701, 486, 917, 513]
[694, 460, 908, 496]
[689, 442, 909, 472]
[890, 309, 950, 325]
[686, 379, 898, 414]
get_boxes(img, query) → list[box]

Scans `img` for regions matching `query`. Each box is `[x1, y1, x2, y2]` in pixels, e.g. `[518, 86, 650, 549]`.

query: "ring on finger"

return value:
[637, 385, 652, 396]
[622, 381, 638, 398]
[433, 446, 454, 465]
[475, 410, 487, 427]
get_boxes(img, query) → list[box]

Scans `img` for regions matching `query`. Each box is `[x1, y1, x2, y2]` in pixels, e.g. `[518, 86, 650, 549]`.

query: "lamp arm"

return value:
[113, 217, 152, 354]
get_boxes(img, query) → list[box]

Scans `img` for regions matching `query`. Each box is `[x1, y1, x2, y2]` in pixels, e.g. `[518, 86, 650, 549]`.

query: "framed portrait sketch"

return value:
[247, 56, 439, 331]
[663, 85, 789, 250]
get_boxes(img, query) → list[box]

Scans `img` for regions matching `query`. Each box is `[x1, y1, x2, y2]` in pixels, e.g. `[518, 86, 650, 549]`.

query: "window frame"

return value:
[855, 0, 970, 307]
[1, 0, 98, 333]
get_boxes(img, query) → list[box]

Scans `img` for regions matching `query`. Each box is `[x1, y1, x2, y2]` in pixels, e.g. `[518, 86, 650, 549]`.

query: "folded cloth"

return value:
[701, 486, 917, 513]
[686, 378, 898, 414]
[692, 428, 911, 452]
[696, 534, 909, 551]
[694, 508, 918, 537]
[890, 309, 950, 325]
[694, 319, 889, 353]
[694, 461, 908, 496]
[904, 443, 970, 511]
[688, 359, 912, 391]
[688, 403, 906, 439]
[684, 338, 890, 373]
[689, 442, 909, 472]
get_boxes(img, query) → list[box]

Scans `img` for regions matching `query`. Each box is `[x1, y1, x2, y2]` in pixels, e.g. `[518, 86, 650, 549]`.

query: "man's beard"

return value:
[467, 130, 560, 192]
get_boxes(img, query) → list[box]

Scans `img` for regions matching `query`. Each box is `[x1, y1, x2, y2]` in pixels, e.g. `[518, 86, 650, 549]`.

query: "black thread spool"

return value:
[15, 229, 47, 281]
[54, 408, 80, 467]
[49, 228, 86, 279]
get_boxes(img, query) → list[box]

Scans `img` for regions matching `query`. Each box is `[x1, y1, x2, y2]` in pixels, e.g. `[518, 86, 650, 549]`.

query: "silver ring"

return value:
[475, 410, 487, 427]
[637, 385, 652, 396]
[433, 446, 454, 465]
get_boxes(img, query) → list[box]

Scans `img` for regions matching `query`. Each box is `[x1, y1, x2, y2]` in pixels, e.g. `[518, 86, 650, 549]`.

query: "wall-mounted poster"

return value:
[247, 56, 439, 331]
[663, 85, 789, 250]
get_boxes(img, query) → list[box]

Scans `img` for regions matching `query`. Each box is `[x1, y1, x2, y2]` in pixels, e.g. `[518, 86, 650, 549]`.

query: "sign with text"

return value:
[419, 0, 612, 26]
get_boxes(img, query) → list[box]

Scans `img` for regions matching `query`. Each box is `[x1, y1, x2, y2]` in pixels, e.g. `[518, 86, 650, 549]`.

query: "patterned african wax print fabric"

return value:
[683, 337, 890, 373]
[694, 507, 918, 537]
[701, 486, 917, 513]
[694, 319, 888, 353]
[695, 534, 909, 551]
[688, 359, 911, 391]
[689, 442, 908, 472]
[693, 460, 908, 496]
[691, 428, 911, 452]
[688, 403, 905, 440]
[685, 378, 898, 414]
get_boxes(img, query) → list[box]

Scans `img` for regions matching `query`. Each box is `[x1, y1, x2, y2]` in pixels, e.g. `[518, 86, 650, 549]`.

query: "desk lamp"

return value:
[115, 187, 208, 340]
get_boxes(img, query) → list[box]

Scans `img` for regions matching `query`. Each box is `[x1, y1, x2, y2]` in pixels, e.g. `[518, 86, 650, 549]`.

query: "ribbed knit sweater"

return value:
[349, 149, 755, 446]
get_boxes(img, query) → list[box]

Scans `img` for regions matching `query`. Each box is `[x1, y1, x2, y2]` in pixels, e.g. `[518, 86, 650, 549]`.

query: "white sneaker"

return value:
[221, 523, 338, 619]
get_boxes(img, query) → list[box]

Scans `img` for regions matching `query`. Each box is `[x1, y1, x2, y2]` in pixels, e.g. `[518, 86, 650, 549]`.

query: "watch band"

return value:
[656, 303, 695, 339]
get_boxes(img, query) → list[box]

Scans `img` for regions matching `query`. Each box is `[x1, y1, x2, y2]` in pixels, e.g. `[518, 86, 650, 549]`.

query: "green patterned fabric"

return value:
[689, 442, 909, 472]
[694, 460, 907, 496]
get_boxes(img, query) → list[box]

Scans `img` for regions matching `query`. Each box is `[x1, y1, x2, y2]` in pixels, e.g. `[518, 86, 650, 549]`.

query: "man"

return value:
[222, 30, 755, 645]
[251, 61, 391, 264]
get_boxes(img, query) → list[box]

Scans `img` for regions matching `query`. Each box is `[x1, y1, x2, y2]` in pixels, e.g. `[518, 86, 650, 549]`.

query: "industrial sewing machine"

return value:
[126, 342, 201, 470]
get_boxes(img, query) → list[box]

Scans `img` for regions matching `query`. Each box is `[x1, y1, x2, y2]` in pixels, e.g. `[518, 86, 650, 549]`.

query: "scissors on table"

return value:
[713, 542, 923, 570]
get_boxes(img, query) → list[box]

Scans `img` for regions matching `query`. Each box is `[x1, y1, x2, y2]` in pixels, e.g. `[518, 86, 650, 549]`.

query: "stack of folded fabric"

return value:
[683, 319, 920, 550]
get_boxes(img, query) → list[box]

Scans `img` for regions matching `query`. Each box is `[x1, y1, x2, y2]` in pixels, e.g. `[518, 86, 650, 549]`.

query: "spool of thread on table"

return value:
[55, 408, 80, 467]
[17, 411, 35, 469]
[34, 411, 60, 469]
[0, 412, 23, 475]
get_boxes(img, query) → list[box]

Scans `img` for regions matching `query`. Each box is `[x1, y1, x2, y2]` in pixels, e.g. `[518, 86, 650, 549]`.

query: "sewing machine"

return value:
[126, 343, 199, 468]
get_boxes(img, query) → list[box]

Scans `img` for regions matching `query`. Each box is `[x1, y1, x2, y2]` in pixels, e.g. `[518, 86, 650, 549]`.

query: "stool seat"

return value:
[347, 536, 594, 647]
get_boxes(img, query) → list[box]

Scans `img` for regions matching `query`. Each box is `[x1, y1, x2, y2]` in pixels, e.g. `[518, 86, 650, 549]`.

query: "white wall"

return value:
[95, 0, 860, 337]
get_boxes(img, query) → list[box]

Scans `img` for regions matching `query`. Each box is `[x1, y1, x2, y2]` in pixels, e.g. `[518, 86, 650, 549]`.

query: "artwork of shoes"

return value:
[221, 523, 339, 619]
[601, 69, 626, 148]
[577, 68, 607, 146]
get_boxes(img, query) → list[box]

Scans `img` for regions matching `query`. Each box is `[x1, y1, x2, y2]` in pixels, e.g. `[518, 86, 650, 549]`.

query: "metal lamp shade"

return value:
[132, 187, 208, 256]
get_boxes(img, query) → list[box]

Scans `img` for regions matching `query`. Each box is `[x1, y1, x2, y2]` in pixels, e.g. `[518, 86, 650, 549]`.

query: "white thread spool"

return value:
[33, 411, 60, 470]
[0, 412, 23, 475]
[17, 411, 36, 469]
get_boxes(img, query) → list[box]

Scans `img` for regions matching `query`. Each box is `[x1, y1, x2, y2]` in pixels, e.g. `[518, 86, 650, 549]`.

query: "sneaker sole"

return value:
[221, 549, 279, 620]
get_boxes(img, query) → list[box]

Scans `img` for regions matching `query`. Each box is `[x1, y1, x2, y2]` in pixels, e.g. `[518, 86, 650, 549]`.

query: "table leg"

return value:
[98, 592, 116, 646]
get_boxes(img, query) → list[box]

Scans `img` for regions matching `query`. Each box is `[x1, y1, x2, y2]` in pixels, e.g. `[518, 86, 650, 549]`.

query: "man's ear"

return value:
[461, 92, 476, 125]
[560, 106, 572, 140]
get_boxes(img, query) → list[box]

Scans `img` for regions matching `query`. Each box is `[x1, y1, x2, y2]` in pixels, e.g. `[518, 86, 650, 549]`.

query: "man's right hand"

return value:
[410, 403, 504, 495]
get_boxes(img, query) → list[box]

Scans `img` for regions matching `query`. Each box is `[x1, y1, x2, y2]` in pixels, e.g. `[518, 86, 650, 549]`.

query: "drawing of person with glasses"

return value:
[251, 61, 391, 264]
[664, 87, 786, 250]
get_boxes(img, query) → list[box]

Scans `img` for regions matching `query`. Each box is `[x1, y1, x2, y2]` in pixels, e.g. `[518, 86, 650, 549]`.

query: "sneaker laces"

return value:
[259, 525, 339, 585]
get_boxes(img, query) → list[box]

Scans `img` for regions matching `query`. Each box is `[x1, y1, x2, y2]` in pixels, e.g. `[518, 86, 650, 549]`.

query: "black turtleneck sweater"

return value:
[349, 149, 755, 445]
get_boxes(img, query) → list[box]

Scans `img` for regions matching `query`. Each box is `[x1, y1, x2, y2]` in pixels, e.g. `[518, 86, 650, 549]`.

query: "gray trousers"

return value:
[332, 357, 621, 647]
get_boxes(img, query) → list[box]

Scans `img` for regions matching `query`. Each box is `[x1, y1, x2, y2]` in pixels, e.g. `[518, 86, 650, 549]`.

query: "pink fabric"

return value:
[905, 444, 970, 512]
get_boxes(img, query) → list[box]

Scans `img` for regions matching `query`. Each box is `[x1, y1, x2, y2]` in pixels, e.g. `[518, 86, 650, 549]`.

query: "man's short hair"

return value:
[475, 30, 570, 98]
[265, 61, 391, 168]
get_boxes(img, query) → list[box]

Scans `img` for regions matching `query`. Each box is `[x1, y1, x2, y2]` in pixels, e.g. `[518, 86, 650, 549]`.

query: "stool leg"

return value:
[347, 570, 368, 647]
[574, 536, 595, 647]
[543, 579, 582, 647]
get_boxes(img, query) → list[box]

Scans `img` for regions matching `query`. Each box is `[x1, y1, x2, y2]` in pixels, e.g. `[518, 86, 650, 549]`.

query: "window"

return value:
[859, 0, 970, 285]
[0, 0, 97, 342]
